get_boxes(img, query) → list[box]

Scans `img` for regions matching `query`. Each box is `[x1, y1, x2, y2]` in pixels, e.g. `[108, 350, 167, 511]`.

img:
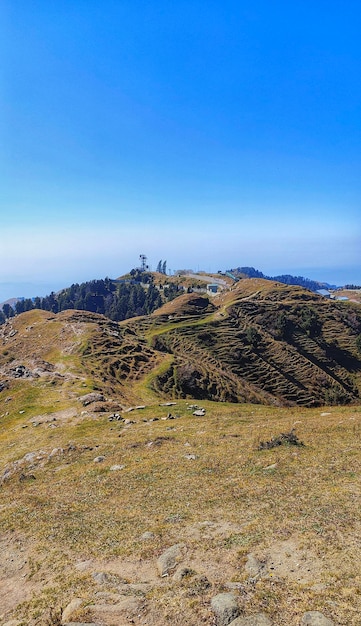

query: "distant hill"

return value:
[228, 266, 338, 291]
[1, 279, 360, 408]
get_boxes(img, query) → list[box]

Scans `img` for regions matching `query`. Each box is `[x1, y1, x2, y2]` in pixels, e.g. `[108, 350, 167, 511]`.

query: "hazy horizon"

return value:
[1, 2, 360, 300]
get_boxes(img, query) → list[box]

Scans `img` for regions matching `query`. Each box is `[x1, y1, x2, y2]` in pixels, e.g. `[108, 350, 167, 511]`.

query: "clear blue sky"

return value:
[1, 1, 360, 300]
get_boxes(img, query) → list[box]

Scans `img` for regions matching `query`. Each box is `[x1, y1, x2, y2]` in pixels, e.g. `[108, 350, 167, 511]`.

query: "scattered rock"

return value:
[184, 454, 197, 460]
[173, 566, 195, 581]
[62, 598, 84, 622]
[258, 428, 304, 450]
[88, 596, 143, 615]
[193, 409, 206, 416]
[140, 531, 155, 540]
[79, 393, 105, 406]
[245, 554, 264, 578]
[300, 611, 335, 626]
[186, 574, 211, 595]
[263, 463, 277, 471]
[109, 413, 122, 421]
[109, 464, 125, 471]
[229, 614, 272, 626]
[93, 456, 105, 463]
[92, 571, 119, 585]
[157, 543, 185, 576]
[211, 592, 240, 626]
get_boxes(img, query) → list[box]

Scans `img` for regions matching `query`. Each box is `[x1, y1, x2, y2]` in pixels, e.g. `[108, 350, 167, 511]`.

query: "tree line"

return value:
[0, 277, 183, 324]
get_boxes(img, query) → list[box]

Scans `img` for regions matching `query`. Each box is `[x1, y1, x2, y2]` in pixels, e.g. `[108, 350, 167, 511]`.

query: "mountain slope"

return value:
[1, 280, 360, 410]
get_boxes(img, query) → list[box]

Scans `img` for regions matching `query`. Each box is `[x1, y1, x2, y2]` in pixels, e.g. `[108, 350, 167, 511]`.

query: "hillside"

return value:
[1, 281, 361, 625]
[1, 280, 361, 411]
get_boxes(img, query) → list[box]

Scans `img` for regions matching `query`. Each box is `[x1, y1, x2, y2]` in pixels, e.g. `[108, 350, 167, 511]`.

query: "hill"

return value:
[1, 280, 361, 410]
[1, 281, 361, 624]
[228, 267, 338, 291]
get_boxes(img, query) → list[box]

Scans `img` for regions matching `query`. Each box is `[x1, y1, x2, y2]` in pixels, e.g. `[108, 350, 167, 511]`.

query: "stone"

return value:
[93, 456, 105, 463]
[156, 543, 185, 576]
[141, 531, 155, 540]
[173, 566, 195, 581]
[300, 612, 335, 626]
[79, 392, 105, 406]
[245, 554, 263, 578]
[62, 598, 83, 622]
[229, 614, 272, 625]
[211, 593, 240, 626]
[109, 464, 125, 471]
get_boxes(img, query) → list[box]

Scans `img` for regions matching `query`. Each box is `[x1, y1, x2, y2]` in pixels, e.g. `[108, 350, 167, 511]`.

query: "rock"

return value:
[173, 566, 195, 581]
[62, 598, 83, 622]
[92, 571, 119, 585]
[184, 454, 197, 460]
[187, 574, 211, 594]
[109, 464, 125, 471]
[300, 612, 335, 626]
[88, 597, 142, 614]
[229, 614, 272, 625]
[193, 409, 206, 416]
[157, 543, 185, 576]
[79, 393, 105, 406]
[140, 531, 155, 540]
[245, 554, 264, 578]
[93, 456, 105, 463]
[211, 593, 240, 626]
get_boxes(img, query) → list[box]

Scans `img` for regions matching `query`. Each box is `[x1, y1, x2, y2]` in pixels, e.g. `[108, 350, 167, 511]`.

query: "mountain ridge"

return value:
[1, 279, 360, 409]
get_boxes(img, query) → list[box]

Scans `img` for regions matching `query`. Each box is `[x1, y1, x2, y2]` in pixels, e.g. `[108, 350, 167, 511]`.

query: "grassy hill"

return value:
[0, 280, 361, 625]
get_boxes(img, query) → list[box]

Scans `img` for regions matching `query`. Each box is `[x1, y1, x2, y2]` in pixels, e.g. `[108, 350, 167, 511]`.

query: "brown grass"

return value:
[0, 398, 360, 625]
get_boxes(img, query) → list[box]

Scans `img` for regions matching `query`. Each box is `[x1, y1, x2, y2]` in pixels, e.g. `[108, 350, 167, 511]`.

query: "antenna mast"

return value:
[139, 254, 148, 272]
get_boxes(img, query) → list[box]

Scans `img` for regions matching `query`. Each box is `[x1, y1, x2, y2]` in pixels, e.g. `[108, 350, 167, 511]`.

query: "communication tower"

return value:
[139, 254, 148, 272]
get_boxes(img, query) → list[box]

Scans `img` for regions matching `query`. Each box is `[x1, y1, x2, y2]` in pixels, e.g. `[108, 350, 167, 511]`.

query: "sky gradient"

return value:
[1, 1, 360, 300]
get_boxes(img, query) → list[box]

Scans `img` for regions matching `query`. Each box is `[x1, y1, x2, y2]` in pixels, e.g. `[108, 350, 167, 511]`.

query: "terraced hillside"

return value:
[0, 280, 360, 409]
[146, 280, 361, 406]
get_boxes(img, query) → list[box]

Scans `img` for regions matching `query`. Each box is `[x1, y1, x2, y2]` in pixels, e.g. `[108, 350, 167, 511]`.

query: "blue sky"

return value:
[1, 1, 360, 300]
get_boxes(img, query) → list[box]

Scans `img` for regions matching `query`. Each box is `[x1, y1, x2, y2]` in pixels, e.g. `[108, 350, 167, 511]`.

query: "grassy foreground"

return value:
[0, 399, 360, 625]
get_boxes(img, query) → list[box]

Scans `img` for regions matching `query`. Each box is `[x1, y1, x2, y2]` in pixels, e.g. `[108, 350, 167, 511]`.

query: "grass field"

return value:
[1, 399, 360, 625]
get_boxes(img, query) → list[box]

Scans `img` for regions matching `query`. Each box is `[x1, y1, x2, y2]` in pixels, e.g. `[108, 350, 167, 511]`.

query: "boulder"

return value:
[156, 543, 185, 576]
[62, 598, 83, 622]
[211, 592, 240, 626]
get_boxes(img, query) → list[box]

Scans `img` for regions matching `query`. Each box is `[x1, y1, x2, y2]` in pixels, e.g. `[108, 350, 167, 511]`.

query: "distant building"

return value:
[207, 284, 219, 294]
[316, 289, 331, 298]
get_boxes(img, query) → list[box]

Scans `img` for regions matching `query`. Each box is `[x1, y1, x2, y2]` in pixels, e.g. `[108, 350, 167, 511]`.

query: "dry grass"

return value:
[0, 398, 360, 625]
[0, 294, 361, 625]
